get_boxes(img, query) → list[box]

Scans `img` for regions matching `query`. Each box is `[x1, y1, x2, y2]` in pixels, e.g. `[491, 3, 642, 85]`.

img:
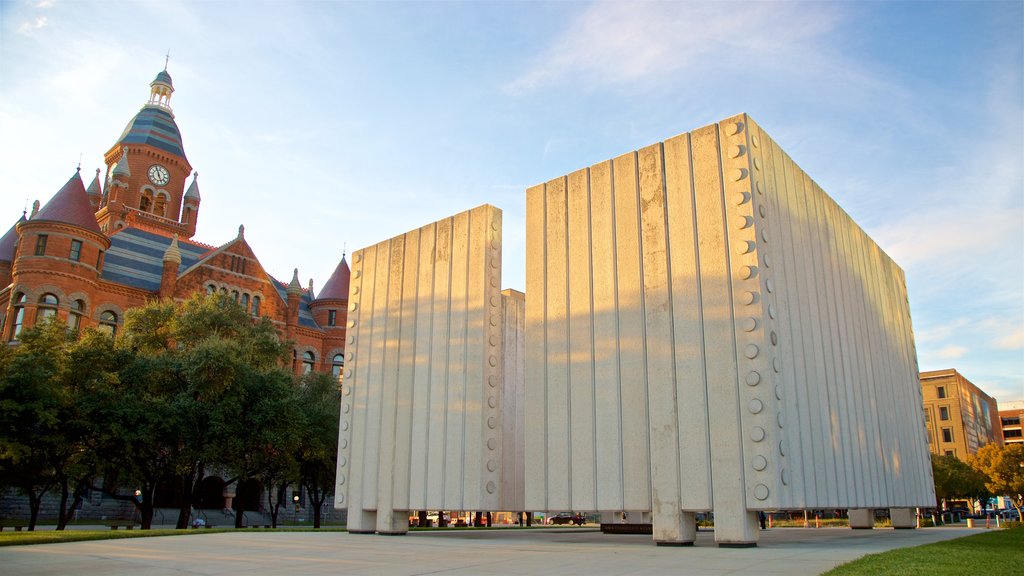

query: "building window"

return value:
[291, 350, 297, 373]
[36, 293, 59, 324]
[35, 234, 48, 256]
[937, 386, 946, 399]
[183, 207, 191, 224]
[1005, 429, 1023, 439]
[231, 290, 239, 303]
[98, 311, 118, 337]
[941, 428, 953, 443]
[67, 299, 85, 331]
[69, 240, 83, 262]
[1004, 416, 1021, 426]
[302, 351, 315, 374]
[252, 296, 261, 316]
[327, 309, 337, 326]
[241, 293, 250, 312]
[140, 191, 153, 212]
[332, 354, 344, 380]
[944, 450, 954, 457]
[96, 250, 104, 271]
[206, 284, 216, 295]
[9, 293, 27, 341]
[939, 406, 950, 421]
[926, 428, 933, 444]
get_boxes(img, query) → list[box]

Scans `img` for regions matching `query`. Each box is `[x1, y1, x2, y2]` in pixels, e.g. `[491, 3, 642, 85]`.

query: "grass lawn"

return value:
[0, 527, 346, 547]
[823, 527, 1023, 575]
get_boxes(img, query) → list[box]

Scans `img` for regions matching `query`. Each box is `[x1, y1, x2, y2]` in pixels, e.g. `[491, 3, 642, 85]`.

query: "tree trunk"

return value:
[55, 479, 85, 530]
[267, 483, 286, 528]
[138, 483, 156, 530]
[418, 510, 428, 528]
[27, 490, 42, 531]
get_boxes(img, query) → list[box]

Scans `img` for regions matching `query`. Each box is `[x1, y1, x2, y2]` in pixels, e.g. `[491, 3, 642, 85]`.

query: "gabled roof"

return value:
[116, 105, 187, 158]
[32, 172, 103, 234]
[317, 256, 350, 300]
[0, 213, 26, 262]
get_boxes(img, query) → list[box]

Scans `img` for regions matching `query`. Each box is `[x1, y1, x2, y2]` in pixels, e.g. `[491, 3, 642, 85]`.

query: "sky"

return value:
[1, 1, 1021, 403]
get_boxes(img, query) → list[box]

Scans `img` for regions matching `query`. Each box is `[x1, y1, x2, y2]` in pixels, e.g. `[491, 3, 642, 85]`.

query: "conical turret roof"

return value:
[86, 168, 103, 199]
[32, 172, 103, 234]
[0, 213, 26, 262]
[317, 256, 350, 300]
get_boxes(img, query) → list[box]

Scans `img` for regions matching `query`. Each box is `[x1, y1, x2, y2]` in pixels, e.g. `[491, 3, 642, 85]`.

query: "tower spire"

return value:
[164, 50, 170, 71]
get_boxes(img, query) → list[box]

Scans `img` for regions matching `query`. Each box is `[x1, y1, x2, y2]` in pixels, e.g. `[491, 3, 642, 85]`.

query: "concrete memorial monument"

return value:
[337, 114, 935, 546]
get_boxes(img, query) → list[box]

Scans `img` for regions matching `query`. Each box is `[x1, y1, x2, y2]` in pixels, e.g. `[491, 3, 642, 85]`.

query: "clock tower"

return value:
[94, 68, 200, 238]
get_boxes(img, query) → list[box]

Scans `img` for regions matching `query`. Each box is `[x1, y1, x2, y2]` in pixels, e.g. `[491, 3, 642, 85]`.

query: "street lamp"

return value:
[293, 494, 300, 513]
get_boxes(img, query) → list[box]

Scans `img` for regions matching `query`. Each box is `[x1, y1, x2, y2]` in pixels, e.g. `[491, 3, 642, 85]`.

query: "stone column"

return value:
[890, 508, 916, 529]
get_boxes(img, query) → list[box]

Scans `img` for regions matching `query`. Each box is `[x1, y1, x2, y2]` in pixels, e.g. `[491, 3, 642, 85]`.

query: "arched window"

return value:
[251, 296, 261, 316]
[332, 354, 344, 380]
[9, 293, 26, 341]
[206, 284, 216, 295]
[241, 293, 250, 312]
[140, 192, 152, 212]
[36, 293, 59, 324]
[183, 207, 192, 224]
[154, 193, 167, 217]
[219, 287, 227, 295]
[98, 311, 118, 337]
[231, 290, 239, 303]
[67, 299, 85, 331]
[291, 350, 297, 373]
[302, 351, 315, 374]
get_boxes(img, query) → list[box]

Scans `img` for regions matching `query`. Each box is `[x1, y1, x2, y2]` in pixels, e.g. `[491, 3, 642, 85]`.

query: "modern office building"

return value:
[920, 369, 1002, 458]
[998, 400, 1024, 446]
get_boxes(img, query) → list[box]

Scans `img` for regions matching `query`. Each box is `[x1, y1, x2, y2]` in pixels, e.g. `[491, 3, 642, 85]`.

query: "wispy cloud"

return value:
[506, 1, 845, 94]
[17, 16, 48, 34]
[934, 345, 969, 360]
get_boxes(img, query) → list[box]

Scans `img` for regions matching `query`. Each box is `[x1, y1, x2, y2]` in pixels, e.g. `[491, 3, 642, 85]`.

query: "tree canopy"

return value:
[970, 443, 1024, 521]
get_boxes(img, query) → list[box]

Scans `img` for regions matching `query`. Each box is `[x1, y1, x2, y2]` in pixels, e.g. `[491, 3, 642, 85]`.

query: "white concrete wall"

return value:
[500, 289, 526, 513]
[524, 114, 934, 544]
[334, 205, 506, 534]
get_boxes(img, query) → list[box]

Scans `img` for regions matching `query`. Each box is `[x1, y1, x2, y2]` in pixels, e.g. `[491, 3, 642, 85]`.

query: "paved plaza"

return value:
[0, 526, 979, 575]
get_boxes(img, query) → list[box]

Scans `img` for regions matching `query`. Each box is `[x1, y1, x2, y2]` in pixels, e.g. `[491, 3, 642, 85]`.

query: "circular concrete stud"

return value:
[727, 121, 744, 135]
[730, 168, 748, 182]
[763, 255, 770, 268]
[488, 416, 497, 429]
[349, 302, 358, 311]
[753, 157, 761, 170]
[353, 286, 360, 295]
[759, 205, 766, 218]
[745, 344, 760, 359]
[339, 456, 347, 467]
[773, 357, 781, 373]
[487, 459, 497, 472]
[768, 304, 777, 318]
[736, 240, 755, 254]
[752, 135, 760, 148]
[487, 438, 497, 450]
[742, 291, 759, 305]
[490, 295, 499, 306]
[754, 484, 769, 501]
[488, 396, 497, 408]
[761, 230, 769, 243]
[732, 191, 750, 205]
[779, 440, 786, 456]
[770, 331, 778, 345]
[344, 369, 353, 379]
[353, 253, 362, 263]
[491, 220, 499, 231]
[343, 386, 352, 396]
[748, 398, 764, 414]
[728, 145, 744, 158]
[488, 375, 497, 387]
[347, 352, 354, 361]
[486, 481, 496, 494]
[342, 403, 350, 414]
[751, 426, 766, 442]
[741, 317, 758, 332]
[338, 475, 345, 485]
[746, 371, 761, 386]
[490, 314, 499, 327]
[735, 215, 753, 229]
[348, 320, 356, 328]
[340, 438, 348, 449]
[781, 468, 788, 486]
[353, 270, 361, 279]
[756, 181, 763, 195]
[341, 421, 349, 431]
[489, 335, 498, 346]
[489, 355, 498, 367]
[490, 276, 498, 287]
[766, 279, 774, 293]
[777, 412, 785, 429]
[775, 384, 783, 400]
[752, 455, 768, 471]
[491, 239, 499, 250]
[740, 265, 758, 280]
[336, 493, 344, 503]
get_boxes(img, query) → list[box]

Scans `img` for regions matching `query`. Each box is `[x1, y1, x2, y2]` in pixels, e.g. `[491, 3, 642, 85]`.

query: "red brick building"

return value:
[0, 68, 349, 378]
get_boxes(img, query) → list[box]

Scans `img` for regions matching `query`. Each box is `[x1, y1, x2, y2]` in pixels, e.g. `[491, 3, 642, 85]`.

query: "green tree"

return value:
[108, 293, 293, 529]
[931, 453, 990, 512]
[297, 372, 340, 528]
[970, 443, 1024, 521]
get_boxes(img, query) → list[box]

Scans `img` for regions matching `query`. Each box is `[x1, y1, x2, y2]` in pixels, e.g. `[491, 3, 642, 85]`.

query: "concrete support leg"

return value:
[347, 509, 377, 534]
[376, 509, 408, 535]
[600, 511, 619, 524]
[848, 508, 874, 529]
[715, 510, 760, 547]
[653, 510, 697, 546]
[890, 508, 916, 529]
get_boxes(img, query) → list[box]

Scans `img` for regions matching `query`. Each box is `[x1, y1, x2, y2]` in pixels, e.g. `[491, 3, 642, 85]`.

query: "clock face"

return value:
[148, 165, 170, 186]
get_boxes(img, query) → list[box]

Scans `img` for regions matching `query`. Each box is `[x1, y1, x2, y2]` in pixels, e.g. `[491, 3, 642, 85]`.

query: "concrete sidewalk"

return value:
[0, 526, 980, 575]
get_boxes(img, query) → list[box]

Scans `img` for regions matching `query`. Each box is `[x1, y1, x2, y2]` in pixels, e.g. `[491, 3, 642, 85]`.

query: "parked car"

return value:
[548, 512, 585, 526]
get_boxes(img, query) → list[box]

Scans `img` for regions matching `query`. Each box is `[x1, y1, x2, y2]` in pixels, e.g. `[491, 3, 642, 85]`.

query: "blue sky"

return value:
[1, 1, 1021, 403]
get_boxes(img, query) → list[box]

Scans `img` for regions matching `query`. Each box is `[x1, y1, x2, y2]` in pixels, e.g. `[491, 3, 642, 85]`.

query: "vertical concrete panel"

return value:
[524, 184, 547, 511]
[663, 133, 712, 511]
[501, 290, 526, 512]
[481, 207, 504, 510]
[427, 219, 452, 505]
[445, 211, 470, 509]
[393, 229, 419, 514]
[463, 211, 485, 508]
[364, 241, 392, 512]
[691, 124, 757, 543]
[544, 177, 571, 507]
[408, 223, 436, 509]
[335, 245, 368, 525]
[567, 168, 597, 511]
[376, 237, 406, 533]
[637, 143, 685, 542]
[588, 161, 625, 511]
[613, 151, 652, 512]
